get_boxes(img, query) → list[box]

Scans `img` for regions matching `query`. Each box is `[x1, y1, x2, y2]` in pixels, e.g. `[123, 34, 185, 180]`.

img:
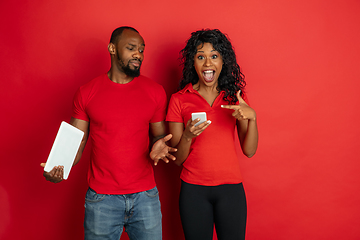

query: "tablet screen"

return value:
[44, 121, 84, 179]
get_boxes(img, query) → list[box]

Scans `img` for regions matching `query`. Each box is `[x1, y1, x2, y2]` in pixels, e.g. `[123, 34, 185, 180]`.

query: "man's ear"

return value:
[108, 43, 115, 54]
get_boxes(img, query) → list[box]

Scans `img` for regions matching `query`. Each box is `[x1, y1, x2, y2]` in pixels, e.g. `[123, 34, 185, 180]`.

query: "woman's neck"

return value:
[193, 82, 219, 106]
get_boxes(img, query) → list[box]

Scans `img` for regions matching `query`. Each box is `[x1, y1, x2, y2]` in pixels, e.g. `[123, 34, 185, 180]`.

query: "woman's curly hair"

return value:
[179, 29, 246, 104]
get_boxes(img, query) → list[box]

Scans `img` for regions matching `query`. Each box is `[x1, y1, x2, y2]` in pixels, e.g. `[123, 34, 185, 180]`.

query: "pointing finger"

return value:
[221, 105, 238, 110]
[236, 90, 246, 104]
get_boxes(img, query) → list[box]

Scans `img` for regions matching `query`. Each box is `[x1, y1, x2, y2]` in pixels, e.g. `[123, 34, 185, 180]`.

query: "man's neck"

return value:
[107, 69, 134, 84]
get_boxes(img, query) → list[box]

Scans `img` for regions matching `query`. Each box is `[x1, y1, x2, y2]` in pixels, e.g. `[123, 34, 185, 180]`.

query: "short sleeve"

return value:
[72, 88, 89, 121]
[150, 85, 167, 123]
[166, 94, 183, 123]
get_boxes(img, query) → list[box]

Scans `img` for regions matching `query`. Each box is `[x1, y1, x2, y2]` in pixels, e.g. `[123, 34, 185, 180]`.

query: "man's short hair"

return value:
[109, 26, 139, 44]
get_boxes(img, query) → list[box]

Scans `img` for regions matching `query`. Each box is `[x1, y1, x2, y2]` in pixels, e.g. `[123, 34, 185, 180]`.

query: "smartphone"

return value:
[191, 112, 207, 127]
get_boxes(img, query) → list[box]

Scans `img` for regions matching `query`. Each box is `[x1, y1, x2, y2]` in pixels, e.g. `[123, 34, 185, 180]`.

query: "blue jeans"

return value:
[84, 187, 162, 240]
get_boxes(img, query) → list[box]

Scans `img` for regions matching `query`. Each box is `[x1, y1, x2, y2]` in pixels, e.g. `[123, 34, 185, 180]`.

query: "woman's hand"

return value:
[167, 118, 211, 166]
[221, 90, 258, 157]
[182, 118, 211, 142]
[221, 90, 256, 121]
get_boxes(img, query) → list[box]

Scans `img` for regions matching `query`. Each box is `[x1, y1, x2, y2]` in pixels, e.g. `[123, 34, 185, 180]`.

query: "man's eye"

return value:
[139, 49, 144, 53]
[127, 47, 134, 50]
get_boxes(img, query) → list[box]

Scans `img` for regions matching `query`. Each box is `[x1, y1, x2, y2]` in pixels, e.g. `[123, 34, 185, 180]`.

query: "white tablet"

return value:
[44, 121, 84, 179]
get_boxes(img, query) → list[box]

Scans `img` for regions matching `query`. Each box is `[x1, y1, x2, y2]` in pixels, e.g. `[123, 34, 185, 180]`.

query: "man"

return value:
[40, 26, 176, 240]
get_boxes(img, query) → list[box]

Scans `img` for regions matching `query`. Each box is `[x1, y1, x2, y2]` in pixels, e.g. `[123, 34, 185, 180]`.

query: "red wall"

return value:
[1, 0, 360, 239]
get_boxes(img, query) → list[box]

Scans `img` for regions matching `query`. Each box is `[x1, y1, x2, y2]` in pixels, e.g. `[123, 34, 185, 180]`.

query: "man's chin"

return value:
[129, 72, 140, 77]
[123, 67, 140, 77]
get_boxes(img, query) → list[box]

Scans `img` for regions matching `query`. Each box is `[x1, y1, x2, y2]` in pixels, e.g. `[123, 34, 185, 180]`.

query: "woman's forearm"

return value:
[172, 135, 192, 166]
[239, 119, 258, 158]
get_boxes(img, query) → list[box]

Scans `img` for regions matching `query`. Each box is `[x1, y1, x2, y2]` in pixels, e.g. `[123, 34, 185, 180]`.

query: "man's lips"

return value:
[130, 59, 141, 67]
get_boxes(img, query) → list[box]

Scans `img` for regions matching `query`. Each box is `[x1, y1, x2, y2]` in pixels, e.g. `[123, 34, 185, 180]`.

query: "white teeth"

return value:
[203, 70, 214, 81]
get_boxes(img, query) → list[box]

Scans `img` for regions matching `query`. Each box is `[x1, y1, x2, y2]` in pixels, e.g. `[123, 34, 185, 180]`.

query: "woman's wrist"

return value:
[181, 133, 192, 142]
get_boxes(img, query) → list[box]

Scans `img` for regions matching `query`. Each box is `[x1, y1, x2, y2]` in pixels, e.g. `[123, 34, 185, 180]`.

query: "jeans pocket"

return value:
[144, 187, 159, 198]
[85, 188, 106, 203]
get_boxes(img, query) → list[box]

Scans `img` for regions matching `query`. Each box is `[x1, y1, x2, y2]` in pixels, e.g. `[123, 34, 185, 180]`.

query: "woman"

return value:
[166, 29, 258, 240]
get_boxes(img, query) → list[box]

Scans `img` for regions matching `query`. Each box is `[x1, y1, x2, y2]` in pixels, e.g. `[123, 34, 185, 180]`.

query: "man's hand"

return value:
[221, 90, 256, 121]
[150, 134, 177, 166]
[40, 163, 64, 183]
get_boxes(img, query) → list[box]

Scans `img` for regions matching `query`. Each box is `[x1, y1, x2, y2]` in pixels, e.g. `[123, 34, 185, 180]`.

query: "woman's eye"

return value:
[197, 55, 204, 60]
[211, 55, 218, 59]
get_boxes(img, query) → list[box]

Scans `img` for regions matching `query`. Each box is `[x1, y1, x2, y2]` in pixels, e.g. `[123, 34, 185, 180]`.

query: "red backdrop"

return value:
[1, 0, 359, 239]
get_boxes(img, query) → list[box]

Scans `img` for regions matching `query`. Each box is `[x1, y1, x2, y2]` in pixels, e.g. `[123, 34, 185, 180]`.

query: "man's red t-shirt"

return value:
[72, 74, 167, 194]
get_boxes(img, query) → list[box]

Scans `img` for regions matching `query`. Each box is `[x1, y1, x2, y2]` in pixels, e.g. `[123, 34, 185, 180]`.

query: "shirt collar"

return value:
[178, 83, 196, 94]
[179, 83, 226, 96]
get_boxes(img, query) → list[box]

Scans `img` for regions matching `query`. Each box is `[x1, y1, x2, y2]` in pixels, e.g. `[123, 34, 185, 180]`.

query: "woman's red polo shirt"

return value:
[166, 84, 243, 186]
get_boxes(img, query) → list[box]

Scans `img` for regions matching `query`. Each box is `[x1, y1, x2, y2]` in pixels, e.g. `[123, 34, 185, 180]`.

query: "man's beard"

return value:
[122, 63, 140, 77]
[117, 51, 141, 77]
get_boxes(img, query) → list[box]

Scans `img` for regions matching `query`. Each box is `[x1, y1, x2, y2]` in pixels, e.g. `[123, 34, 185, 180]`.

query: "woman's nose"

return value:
[203, 57, 212, 66]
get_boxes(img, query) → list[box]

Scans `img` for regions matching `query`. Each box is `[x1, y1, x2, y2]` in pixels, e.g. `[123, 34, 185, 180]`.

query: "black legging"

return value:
[179, 181, 247, 240]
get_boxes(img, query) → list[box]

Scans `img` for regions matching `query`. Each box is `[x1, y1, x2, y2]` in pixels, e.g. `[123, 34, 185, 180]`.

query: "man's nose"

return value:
[132, 50, 142, 59]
